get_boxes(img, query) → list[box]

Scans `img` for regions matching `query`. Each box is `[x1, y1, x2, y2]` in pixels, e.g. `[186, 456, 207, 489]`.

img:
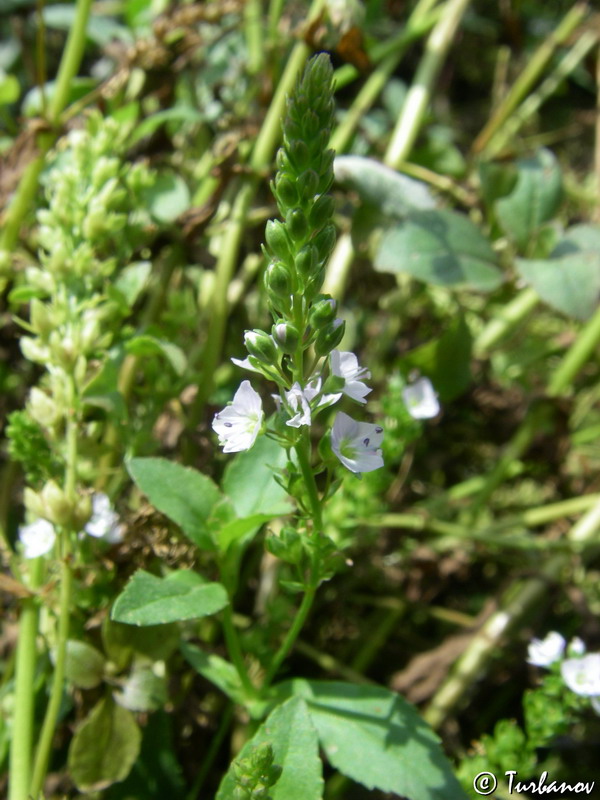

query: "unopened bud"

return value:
[309, 296, 337, 329]
[309, 194, 335, 229]
[30, 299, 54, 337]
[28, 387, 60, 428]
[286, 208, 308, 244]
[265, 220, 292, 262]
[315, 318, 345, 357]
[288, 140, 310, 171]
[265, 262, 292, 299]
[294, 245, 317, 282]
[314, 223, 337, 263]
[244, 330, 278, 365]
[273, 175, 298, 209]
[296, 170, 319, 201]
[272, 322, 299, 354]
[41, 480, 73, 526]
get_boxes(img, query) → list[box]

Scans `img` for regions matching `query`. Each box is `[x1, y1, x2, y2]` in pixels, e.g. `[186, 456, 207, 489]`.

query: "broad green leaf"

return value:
[113, 261, 151, 307]
[125, 335, 187, 376]
[516, 225, 600, 320]
[127, 457, 222, 550]
[181, 642, 247, 705]
[495, 149, 562, 251]
[103, 616, 180, 665]
[113, 661, 168, 711]
[111, 569, 228, 625]
[402, 315, 472, 401]
[222, 435, 290, 519]
[375, 209, 502, 291]
[334, 155, 435, 218]
[283, 680, 467, 800]
[218, 513, 283, 553]
[63, 640, 106, 690]
[142, 172, 191, 223]
[68, 697, 141, 792]
[216, 697, 323, 800]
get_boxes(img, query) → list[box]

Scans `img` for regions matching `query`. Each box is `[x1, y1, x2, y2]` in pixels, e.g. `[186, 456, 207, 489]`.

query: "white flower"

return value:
[527, 631, 566, 667]
[561, 654, 600, 697]
[331, 411, 384, 474]
[19, 519, 56, 559]
[231, 356, 262, 374]
[285, 382, 313, 427]
[212, 380, 263, 453]
[330, 350, 372, 404]
[568, 637, 586, 656]
[84, 493, 123, 543]
[402, 377, 440, 419]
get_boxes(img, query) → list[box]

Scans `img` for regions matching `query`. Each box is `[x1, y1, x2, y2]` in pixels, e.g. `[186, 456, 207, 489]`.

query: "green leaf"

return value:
[495, 149, 562, 251]
[216, 697, 323, 800]
[125, 335, 187, 376]
[142, 172, 191, 223]
[63, 640, 106, 690]
[334, 155, 435, 218]
[516, 224, 600, 320]
[113, 261, 151, 307]
[402, 315, 472, 401]
[113, 661, 168, 711]
[375, 209, 503, 291]
[43, 4, 133, 45]
[130, 106, 204, 145]
[68, 697, 141, 792]
[282, 680, 467, 800]
[127, 457, 222, 550]
[0, 70, 19, 105]
[181, 642, 247, 705]
[111, 569, 229, 626]
[222, 435, 290, 519]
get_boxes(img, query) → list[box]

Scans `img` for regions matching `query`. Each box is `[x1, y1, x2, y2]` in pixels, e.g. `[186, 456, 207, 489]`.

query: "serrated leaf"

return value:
[216, 697, 323, 800]
[334, 155, 435, 217]
[181, 642, 247, 705]
[127, 457, 222, 550]
[125, 335, 187, 376]
[282, 680, 467, 800]
[516, 224, 600, 320]
[68, 697, 141, 792]
[375, 209, 502, 291]
[495, 149, 562, 251]
[111, 569, 228, 626]
[222, 435, 290, 519]
[63, 640, 106, 689]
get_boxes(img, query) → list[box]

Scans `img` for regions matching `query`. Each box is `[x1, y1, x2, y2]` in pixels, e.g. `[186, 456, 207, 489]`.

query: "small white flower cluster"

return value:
[212, 349, 383, 474]
[527, 631, 600, 714]
[18, 493, 123, 559]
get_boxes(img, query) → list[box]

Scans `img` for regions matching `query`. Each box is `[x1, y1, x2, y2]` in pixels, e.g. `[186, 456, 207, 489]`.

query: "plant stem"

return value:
[0, 0, 93, 262]
[222, 605, 256, 697]
[8, 559, 43, 800]
[186, 703, 234, 800]
[244, 0, 263, 76]
[29, 549, 73, 799]
[384, 0, 473, 169]
[263, 585, 316, 688]
[472, 2, 589, 156]
[474, 287, 539, 356]
[294, 434, 323, 532]
[547, 304, 600, 397]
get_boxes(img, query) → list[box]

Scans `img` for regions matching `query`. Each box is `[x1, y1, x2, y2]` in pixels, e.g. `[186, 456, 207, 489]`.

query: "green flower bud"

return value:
[309, 194, 335, 229]
[265, 220, 292, 262]
[30, 299, 55, 337]
[313, 223, 337, 263]
[244, 330, 278, 365]
[41, 480, 73, 526]
[309, 296, 337, 328]
[28, 387, 60, 428]
[315, 318, 345, 357]
[272, 321, 299, 354]
[273, 175, 298, 209]
[265, 261, 292, 299]
[286, 208, 308, 244]
[296, 170, 319, 202]
[304, 267, 325, 300]
[294, 244, 317, 282]
[288, 140, 310, 171]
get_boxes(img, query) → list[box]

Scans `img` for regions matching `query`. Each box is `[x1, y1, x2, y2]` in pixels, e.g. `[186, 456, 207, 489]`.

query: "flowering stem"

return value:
[263, 585, 316, 689]
[295, 435, 323, 533]
[222, 606, 256, 698]
[30, 545, 73, 799]
[8, 559, 43, 800]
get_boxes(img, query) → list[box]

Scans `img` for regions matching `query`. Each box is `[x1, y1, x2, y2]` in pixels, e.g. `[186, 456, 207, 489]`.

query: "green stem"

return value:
[472, 2, 589, 156]
[294, 435, 323, 532]
[263, 585, 316, 688]
[0, 0, 93, 262]
[29, 550, 72, 799]
[186, 703, 234, 800]
[384, 0, 473, 168]
[244, 0, 263, 76]
[222, 606, 256, 698]
[8, 559, 44, 800]
[474, 287, 539, 357]
[547, 303, 600, 397]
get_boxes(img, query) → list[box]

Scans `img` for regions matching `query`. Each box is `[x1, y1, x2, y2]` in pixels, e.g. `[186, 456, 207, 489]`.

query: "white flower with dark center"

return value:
[402, 377, 440, 419]
[331, 350, 371, 404]
[527, 631, 566, 667]
[19, 519, 56, 559]
[212, 380, 263, 452]
[84, 493, 123, 543]
[561, 653, 600, 696]
[331, 411, 384, 474]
